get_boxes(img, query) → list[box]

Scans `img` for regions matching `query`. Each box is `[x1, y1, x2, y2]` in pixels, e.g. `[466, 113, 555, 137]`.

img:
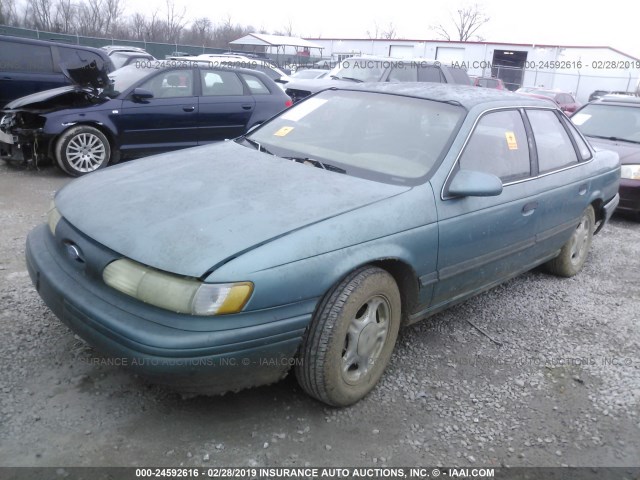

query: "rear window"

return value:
[0, 41, 53, 73]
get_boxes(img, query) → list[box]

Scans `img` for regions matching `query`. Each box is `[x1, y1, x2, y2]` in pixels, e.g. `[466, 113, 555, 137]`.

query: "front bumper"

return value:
[26, 224, 315, 394]
[618, 178, 640, 213]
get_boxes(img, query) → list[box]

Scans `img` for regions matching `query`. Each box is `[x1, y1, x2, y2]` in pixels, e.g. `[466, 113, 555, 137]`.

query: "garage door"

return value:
[436, 47, 465, 64]
[389, 45, 415, 58]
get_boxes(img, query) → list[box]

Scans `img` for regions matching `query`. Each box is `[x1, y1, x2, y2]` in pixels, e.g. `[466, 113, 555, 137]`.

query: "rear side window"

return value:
[200, 70, 244, 96]
[0, 41, 53, 72]
[459, 110, 531, 182]
[388, 65, 418, 82]
[240, 73, 270, 95]
[527, 109, 579, 172]
[418, 66, 445, 83]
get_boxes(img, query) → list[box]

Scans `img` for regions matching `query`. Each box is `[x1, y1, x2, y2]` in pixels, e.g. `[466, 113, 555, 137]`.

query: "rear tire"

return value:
[545, 205, 595, 277]
[295, 266, 401, 406]
[55, 126, 111, 176]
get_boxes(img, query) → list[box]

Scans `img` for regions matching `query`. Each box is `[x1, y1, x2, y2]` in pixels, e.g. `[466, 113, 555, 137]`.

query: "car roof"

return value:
[596, 94, 640, 105]
[332, 83, 554, 109]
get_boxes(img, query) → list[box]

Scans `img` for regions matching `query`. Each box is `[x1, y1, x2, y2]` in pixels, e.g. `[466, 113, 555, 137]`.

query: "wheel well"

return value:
[591, 198, 604, 233]
[371, 259, 420, 323]
[54, 123, 118, 160]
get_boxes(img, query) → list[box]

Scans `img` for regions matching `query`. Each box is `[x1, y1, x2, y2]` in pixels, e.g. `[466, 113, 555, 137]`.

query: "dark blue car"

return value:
[0, 61, 292, 176]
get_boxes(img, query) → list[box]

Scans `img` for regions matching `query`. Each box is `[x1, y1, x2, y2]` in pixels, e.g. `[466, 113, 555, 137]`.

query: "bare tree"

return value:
[366, 21, 381, 39]
[165, 0, 187, 43]
[274, 19, 294, 37]
[0, 0, 19, 25]
[104, 0, 125, 36]
[52, 0, 76, 33]
[382, 22, 397, 40]
[25, 0, 55, 30]
[432, 3, 490, 42]
[129, 12, 148, 40]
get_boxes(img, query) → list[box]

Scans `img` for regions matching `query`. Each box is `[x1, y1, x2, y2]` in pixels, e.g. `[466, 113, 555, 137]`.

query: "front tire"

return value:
[55, 126, 111, 176]
[295, 266, 401, 406]
[545, 205, 595, 277]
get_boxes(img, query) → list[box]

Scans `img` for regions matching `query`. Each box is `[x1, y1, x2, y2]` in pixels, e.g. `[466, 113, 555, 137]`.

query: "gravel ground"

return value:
[0, 161, 639, 468]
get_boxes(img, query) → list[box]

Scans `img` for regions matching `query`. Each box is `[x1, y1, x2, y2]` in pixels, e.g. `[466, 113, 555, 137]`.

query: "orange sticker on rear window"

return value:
[505, 131, 518, 150]
[274, 126, 294, 137]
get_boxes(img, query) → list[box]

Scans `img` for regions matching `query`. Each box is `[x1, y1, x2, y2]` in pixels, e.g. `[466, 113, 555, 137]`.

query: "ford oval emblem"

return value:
[65, 242, 85, 263]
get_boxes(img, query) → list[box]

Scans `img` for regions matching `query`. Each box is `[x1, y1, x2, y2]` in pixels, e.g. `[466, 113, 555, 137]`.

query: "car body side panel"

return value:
[197, 94, 254, 144]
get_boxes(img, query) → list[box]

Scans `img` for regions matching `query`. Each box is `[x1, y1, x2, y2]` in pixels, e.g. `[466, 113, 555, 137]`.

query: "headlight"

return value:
[103, 258, 253, 316]
[47, 201, 61, 235]
[621, 164, 640, 180]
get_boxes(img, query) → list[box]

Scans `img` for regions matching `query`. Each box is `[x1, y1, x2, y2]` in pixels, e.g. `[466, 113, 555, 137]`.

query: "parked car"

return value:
[101, 45, 155, 69]
[571, 95, 640, 215]
[284, 56, 471, 103]
[589, 89, 611, 102]
[0, 63, 292, 176]
[26, 84, 620, 406]
[471, 76, 505, 90]
[0, 35, 114, 107]
[290, 68, 329, 80]
[517, 88, 581, 114]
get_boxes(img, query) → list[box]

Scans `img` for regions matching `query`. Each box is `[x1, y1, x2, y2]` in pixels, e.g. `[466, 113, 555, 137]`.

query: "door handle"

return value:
[241, 104, 253, 110]
[578, 184, 588, 195]
[182, 106, 195, 112]
[522, 201, 538, 216]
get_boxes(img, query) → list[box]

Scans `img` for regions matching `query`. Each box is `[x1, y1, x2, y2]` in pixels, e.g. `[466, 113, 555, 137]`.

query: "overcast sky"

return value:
[127, 0, 640, 59]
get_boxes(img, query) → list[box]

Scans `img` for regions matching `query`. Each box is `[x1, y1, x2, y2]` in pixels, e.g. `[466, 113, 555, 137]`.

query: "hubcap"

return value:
[65, 133, 106, 173]
[570, 215, 590, 265]
[341, 295, 390, 385]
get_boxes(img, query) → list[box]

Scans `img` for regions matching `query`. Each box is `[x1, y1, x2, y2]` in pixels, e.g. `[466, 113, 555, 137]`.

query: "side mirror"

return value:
[448, 169, 503, 197]
[131, 88, 154, 101]
[275, 77, 288, 84]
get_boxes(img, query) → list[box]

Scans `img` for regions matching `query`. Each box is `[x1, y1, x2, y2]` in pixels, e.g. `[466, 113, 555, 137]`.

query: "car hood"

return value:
[55, 141, 410, 278]
[61, 55, 111, 89]
[587, 137, 640, 165]
[3, 86, 78, 110]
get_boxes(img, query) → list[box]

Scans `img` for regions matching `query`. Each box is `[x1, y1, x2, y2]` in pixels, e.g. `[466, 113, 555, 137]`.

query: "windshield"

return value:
[328, 59, 386, 82]
[244, 89, 465, 184]
[107, 64, 155, 96]
[572, 104, 640, 143]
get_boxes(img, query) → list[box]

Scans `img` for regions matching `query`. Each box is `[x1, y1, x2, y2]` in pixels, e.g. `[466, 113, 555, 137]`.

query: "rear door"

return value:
[116, 68, 199, 155]
[524, 108, 592, 256]
[197, 69, 254, 143]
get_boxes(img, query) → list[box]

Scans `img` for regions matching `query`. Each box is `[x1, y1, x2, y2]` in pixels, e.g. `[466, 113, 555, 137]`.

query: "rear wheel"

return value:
[295, 266, 401, 406]
[545, 205, 595, 277]
[55, 126, 111, 176]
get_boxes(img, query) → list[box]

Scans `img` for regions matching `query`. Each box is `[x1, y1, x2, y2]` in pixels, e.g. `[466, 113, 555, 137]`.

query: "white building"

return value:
[303, 38, 640, 103]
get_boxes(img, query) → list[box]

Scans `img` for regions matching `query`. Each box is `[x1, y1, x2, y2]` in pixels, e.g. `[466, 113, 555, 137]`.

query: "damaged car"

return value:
[0, 61, 292, 176]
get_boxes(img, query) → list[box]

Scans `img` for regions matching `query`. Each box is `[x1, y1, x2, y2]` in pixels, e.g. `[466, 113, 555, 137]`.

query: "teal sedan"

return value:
[26, 84, 620, 406]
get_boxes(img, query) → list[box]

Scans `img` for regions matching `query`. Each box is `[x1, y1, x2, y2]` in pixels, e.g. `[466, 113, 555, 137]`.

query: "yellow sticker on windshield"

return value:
[505, 131, 518, 150]
[274, 126, 294, 137]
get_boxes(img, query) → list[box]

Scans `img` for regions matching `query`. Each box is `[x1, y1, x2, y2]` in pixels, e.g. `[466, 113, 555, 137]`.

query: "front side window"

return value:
[245, 90, 465, 184]
[139, 69, 194, 98]
[527, 109, 579, 172]
[459, 110, 531, 182]
[387, 65, 418, 82]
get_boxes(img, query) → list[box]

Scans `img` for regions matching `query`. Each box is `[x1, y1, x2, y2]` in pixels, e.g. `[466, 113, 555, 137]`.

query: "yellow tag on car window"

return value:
[505, 131, 518, 150]
[274, 126, 294, 137]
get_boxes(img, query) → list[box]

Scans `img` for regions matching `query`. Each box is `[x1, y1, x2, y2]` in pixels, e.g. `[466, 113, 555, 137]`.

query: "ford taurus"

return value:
[26, 84, 620, 406]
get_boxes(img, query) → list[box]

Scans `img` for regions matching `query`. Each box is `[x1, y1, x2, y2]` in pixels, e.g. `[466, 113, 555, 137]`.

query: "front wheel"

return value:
[295, 266, 401, 406]
[55, 126, 111, 176]
[545, 205, 595, 277]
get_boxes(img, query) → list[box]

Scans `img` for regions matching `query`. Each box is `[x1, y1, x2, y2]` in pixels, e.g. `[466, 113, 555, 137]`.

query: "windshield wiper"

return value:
[240, 136, 275, 155]
[586, 134, 640, 144]
[284, 156, 346, 174]
[330, 75, 363, 83]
